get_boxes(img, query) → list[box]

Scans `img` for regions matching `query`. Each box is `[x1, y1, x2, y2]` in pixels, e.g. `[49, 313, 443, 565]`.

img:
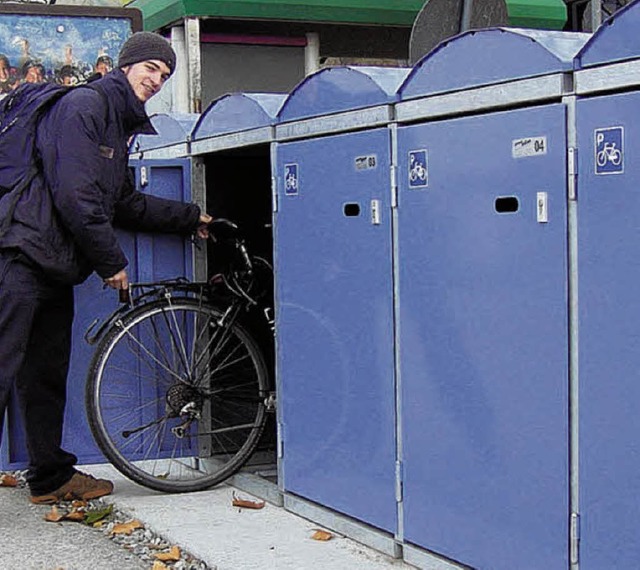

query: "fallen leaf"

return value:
[71, 500, 87, 509]
[44, 506, 65, 523]
[0, 474, 18, 487]
[311, 530, 333, 541]
[64, 510, 86, 522]
[84, 503, 113, 525]
[152, 561, 169, 570]
[154, 545, 181, 561]
[110, 519, 144, 535]
[232, 492, 265, 510]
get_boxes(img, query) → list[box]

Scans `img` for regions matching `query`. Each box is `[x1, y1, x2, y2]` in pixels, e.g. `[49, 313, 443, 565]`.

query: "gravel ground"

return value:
[0, 471, 211, 570]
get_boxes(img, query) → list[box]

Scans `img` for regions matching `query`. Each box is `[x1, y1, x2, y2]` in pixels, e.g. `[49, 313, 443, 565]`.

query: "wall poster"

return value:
[0, 4, 141, 96]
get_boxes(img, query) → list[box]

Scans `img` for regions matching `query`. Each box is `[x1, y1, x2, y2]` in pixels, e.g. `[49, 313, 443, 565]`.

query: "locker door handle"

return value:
[343, 201, 381, 225]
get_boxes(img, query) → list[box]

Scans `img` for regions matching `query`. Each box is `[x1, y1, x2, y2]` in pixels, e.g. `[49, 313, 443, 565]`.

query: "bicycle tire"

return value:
[86, 297, 269, 493]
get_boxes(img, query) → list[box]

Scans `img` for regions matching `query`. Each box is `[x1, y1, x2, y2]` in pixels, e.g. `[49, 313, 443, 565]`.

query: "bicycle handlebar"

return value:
[208, 218, 240, 241]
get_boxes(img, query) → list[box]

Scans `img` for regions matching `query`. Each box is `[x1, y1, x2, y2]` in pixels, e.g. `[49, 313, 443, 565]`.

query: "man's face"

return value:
[122, 59, 171, 103]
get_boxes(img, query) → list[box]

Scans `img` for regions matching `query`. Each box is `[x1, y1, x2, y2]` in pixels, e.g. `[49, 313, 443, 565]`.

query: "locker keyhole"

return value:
[495, 197, 519, 213]
[344, 203, 361, 217]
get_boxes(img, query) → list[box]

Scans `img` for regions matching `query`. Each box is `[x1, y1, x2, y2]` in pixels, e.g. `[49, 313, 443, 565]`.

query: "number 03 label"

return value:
[512, 136, 547, 159]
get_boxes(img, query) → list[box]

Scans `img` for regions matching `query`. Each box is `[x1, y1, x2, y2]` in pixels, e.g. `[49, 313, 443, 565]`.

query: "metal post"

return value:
[461, 0, 474, 32]
[170, 25, 189, 114]
[591, 0, 603, 31]
[305, 32, 320, 75]
[564, 93, 581, 570]
[185, 16, 202, 114]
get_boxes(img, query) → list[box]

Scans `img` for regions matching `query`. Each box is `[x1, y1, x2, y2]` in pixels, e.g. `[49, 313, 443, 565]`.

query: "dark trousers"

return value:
[0, 251, 77, 495]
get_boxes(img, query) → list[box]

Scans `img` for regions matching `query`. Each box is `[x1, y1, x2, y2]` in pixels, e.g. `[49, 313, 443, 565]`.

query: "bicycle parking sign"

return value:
[284, 163, 299, 195]
[595, 126, 624, 175]
[409, 149, 428, 188]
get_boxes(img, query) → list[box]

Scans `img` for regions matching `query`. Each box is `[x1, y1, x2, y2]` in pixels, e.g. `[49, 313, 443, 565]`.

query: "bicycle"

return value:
[84, 219, 275, 493]
[596, 141, 622, 168]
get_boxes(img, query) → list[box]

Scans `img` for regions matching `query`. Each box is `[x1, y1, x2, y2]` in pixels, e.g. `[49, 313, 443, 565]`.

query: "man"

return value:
[0, 32, 212, 503]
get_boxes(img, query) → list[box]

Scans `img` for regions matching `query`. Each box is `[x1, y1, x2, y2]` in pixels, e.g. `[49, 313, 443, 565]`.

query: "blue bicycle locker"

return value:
[395, 29, 588, 570]
[574, 2, 640, 568]
[190, 92, 286, 482]
[274, 66, 408, 538]
[112, 113, 199, 463]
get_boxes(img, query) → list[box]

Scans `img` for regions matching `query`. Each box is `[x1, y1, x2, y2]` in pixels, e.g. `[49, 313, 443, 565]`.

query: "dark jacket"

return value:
[0, 69, 200, 285]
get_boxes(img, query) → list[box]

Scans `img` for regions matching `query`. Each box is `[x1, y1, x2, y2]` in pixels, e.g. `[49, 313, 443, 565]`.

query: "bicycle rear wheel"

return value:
[86, 297, 269, 493]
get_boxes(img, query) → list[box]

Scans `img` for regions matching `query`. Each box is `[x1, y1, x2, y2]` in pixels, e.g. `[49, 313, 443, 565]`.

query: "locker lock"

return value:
[140, 166, 148, 187]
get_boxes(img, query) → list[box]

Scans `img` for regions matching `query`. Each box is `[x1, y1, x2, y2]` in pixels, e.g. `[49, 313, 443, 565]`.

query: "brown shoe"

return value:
[30, 472, 114, 504]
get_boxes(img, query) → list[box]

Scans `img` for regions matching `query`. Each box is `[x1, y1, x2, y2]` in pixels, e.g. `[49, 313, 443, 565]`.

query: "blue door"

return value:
[275, 128, 397, 533]
[1, 159, 194, 469]
[577, 91, 640, 570]
[397, 104, 569, 569]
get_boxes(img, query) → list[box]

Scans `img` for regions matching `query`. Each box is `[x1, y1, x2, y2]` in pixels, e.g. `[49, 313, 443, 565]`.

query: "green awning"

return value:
[126, 0, 426, 30]
[506, 0, 567, 30]
[126, 0, 567, 33]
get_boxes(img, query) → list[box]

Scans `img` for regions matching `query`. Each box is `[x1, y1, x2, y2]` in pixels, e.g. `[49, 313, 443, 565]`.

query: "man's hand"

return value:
[197, 213, 213, 239]
[104, 269, 129, 290]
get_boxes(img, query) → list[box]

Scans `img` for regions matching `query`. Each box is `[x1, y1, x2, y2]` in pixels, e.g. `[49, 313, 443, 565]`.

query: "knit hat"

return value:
[118, 32, 176, 75]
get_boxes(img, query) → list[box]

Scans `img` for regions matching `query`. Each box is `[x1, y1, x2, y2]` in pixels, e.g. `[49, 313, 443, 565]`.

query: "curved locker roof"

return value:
[191, 93, 286, 140]
[130, 113, 198, 152]
[575, 0, 640, 68]
[399, 27, 589, 100]
[277, 66, 409, 123]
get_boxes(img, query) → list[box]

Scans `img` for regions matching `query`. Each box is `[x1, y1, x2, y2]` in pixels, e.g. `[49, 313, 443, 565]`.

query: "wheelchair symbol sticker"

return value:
[409, 150, 428, 188]
[595, 127, 624, 175]
[284, 163, 299, 195]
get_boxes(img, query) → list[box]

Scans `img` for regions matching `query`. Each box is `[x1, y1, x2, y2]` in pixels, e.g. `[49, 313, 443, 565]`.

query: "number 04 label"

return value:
[512, 136, 547, 159]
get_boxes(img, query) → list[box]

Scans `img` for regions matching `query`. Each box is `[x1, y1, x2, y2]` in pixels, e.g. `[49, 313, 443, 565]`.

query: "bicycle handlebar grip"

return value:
[119, 288, 131, 304]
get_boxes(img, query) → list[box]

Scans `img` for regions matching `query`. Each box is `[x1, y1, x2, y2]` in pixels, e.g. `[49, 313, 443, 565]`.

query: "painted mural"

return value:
[0, 13, 132, 95]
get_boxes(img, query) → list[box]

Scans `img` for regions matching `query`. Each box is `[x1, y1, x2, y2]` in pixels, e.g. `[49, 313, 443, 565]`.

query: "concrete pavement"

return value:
[2, 463, 416, 570]
[84, 463, 415, 570]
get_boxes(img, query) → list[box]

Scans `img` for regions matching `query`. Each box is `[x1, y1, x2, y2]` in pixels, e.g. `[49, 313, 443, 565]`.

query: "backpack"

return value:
[0, 82, 72, 197]
[0, 81, 103, 237]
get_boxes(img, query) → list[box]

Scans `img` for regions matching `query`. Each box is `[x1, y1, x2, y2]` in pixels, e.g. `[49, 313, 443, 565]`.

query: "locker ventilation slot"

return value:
[495, 197, 519, 213]
[344, 203, 361, 217]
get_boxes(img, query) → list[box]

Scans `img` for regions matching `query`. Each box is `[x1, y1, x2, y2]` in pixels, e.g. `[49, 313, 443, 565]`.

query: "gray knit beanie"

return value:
[118, 32, 176, 75]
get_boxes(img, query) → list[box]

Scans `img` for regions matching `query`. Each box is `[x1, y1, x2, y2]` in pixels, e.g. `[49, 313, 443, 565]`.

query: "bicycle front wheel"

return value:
[86, 297, 269, 493]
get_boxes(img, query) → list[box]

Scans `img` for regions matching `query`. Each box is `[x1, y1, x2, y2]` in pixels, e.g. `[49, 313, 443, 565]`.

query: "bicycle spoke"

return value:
[147, 315, 188, 379]
[159, 305, 193, 380]
[117, 322, 185, 385]
[191, 319, 236, 376]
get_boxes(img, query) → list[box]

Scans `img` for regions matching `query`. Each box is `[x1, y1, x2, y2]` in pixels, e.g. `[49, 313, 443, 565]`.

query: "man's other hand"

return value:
[104, 269, 129, 290]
